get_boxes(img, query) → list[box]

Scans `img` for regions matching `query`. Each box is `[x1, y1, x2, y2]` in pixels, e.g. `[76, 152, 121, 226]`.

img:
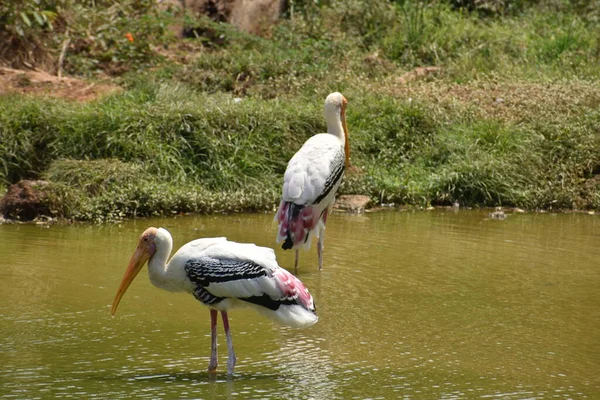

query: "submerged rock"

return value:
[488, 210, 507, 220]
[0, 180, 51, 221]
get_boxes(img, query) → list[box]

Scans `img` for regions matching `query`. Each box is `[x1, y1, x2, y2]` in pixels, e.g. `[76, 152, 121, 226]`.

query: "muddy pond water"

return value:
[1, 210, 599, 399]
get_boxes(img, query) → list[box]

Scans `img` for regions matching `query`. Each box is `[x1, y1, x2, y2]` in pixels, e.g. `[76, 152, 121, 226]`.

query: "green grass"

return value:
[1, 0, 600, 220]
[0, 86, 323, 188]
[41, 159, 279, 222]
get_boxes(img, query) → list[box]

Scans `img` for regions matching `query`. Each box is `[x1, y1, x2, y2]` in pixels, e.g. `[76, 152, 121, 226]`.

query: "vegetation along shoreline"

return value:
[1, 0, 599, 223]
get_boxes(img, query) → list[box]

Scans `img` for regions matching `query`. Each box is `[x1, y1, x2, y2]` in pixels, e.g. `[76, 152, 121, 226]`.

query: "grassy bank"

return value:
[1, 1, 600, 221]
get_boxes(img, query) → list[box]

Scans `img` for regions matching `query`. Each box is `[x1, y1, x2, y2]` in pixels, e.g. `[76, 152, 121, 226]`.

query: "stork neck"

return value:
[147, 228, 173, 289]
[325, 111, 346, 145]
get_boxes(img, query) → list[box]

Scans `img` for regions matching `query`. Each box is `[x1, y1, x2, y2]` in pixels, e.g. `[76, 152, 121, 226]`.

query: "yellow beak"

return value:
[111, 246, 150, 315]
[341, 103, 350, 168]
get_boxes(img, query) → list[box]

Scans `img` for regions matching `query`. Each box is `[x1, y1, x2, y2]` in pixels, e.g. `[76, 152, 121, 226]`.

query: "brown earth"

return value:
[0, 180, 51, 221]
[0, 67, 121, 102]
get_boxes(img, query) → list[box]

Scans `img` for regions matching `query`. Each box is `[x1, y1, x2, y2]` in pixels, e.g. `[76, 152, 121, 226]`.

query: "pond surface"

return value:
[1, 210, 599, 399]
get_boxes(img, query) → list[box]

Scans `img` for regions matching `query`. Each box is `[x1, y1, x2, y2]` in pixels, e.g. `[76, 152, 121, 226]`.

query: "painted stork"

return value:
[111, 227, 318, 375]
[275, 92, 350, 271]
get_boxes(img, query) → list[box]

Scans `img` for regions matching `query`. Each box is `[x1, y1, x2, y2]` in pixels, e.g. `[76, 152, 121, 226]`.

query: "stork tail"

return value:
[265, 267, 318, 328]
[275, 201, 316, 250]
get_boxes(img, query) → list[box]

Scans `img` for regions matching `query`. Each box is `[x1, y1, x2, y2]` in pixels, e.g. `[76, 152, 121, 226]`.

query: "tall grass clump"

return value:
[0, 84, 324, 197]
[339, 91, 600, 209]
[346, 96, 535, 207]
[42, 158, 280, 222]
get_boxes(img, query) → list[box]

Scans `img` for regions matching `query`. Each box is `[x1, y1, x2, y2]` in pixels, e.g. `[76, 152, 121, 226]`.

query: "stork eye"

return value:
[143, 237, 148, 242]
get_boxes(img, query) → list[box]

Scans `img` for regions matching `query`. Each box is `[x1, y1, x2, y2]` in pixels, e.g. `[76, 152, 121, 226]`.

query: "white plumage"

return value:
[111, 227, 317, 375]
[282, 134, 345, 205]
[275, 92, 350, 270]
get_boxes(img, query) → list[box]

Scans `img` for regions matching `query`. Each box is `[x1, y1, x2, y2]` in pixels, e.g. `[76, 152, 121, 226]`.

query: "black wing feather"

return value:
[185, 257, 268, 286]
[314, 148, 345, 204]
[185, 257, 286, 308]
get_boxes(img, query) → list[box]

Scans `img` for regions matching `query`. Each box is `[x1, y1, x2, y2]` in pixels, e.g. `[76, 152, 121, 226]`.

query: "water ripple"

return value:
[1, 212, 599, 398]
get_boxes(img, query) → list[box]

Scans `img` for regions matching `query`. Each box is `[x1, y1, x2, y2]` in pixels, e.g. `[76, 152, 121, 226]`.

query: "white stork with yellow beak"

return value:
[275, 92, 350, 271]
[111, 227, 318, 376]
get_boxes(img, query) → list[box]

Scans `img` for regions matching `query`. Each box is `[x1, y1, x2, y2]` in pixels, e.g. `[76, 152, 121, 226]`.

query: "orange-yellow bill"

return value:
[111, 246, 151, 315]
[341, 97, 350, 168]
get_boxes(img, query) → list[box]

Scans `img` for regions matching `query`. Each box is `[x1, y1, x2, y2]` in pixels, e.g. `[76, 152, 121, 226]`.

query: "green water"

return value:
[1, 210, 599, 399]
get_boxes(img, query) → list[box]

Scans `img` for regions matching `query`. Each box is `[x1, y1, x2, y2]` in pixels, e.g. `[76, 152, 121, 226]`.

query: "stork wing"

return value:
[184, 257, 314, 313]
[282, 134, 345, 205]
[185, 257, 279, 299]
[177, 239, 317, 327]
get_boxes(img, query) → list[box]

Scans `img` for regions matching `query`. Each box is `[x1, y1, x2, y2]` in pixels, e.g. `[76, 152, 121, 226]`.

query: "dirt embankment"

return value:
[0, 67, 120, 101]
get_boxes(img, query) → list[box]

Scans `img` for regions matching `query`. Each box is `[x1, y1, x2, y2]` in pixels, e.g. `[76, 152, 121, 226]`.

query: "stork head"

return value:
[111, 227, 158, 315]
[324, 92, 347, 114]
[324, 92, 350, 168]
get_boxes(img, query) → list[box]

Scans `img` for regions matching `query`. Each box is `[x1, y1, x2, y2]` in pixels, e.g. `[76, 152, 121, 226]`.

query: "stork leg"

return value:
[208, 309, 218, 373]
[294, 249, 300, 272]
[317, 235, 324, 271]
[317, 208, 329, 271]
[221, 311, 236, 375]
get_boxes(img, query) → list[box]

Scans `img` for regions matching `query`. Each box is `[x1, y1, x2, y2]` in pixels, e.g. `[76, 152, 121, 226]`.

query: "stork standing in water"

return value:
[111, 227, 318, 375]
[275, 92, 350, 271]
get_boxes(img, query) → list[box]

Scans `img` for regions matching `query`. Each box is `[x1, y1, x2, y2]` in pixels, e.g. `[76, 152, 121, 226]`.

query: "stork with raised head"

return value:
[275, 92, 350, 271]
[111, 227, 318, 376]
